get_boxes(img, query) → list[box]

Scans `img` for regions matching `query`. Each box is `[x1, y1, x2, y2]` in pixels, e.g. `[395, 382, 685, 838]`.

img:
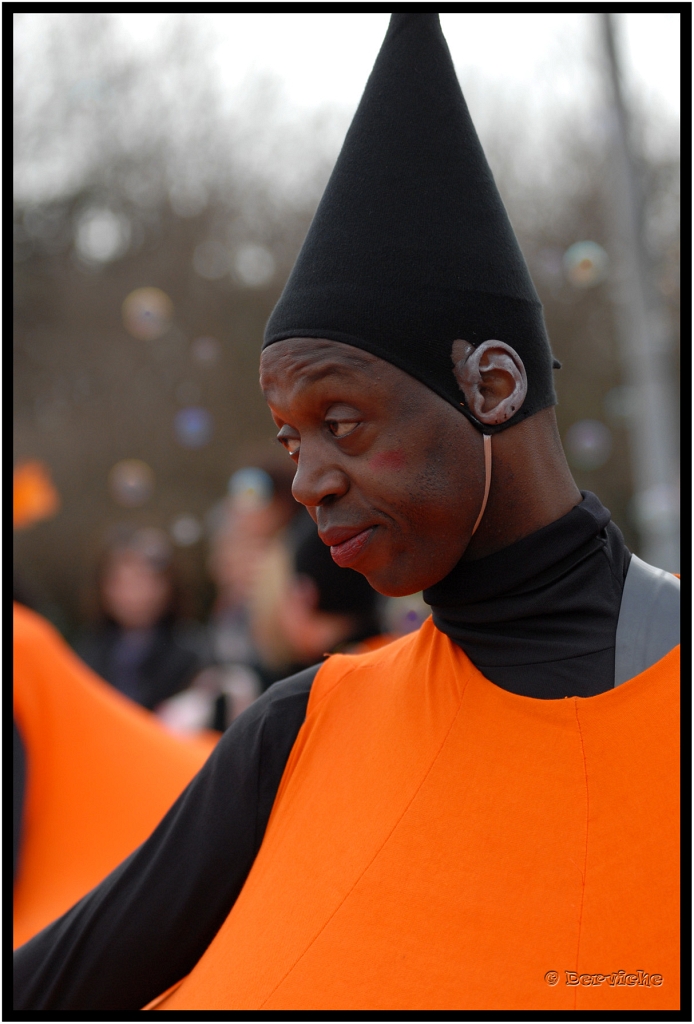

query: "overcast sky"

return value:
[14, 12, 680, 205]
[120, 12, 680, 135]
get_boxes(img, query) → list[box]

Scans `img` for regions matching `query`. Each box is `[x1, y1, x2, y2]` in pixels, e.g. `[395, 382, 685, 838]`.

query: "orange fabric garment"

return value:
[344, 632, 397, 655]
[153, 616, 679, 1012]
[13, 603, 217, 948]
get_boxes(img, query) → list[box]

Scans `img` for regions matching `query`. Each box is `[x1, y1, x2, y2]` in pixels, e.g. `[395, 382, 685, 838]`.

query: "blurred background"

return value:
[14, 13, 680, 727]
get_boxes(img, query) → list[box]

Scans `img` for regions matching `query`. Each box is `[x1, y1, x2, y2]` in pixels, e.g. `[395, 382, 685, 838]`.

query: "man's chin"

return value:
[360, 564, 429, 600]
[364, 553, 463, 598]
[341, 536, 444, 597]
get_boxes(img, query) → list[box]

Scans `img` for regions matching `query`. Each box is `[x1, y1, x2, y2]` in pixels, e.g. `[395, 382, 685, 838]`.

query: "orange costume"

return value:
[154, 618, 679, 1012]
[13, 603, 216, 948]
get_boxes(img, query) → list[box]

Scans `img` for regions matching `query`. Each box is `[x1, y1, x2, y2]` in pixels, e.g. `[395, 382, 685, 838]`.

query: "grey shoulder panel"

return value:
[614, 554, 680, 687]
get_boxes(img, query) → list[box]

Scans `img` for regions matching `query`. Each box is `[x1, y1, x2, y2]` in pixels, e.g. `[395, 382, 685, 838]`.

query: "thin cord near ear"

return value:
[470, 433, 492, 536]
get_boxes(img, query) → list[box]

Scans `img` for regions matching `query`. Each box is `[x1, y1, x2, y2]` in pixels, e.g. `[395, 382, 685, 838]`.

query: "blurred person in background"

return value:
[155, 462, 298, 735]
[158, 515, 386, 734]
[205, 461, 300, 667]
[74, 527, 209, 711]
[251, 516, 386, 689]
[159, 462, 300, 732]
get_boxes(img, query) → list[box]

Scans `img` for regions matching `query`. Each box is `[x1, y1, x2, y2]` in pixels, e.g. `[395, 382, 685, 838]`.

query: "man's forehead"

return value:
[261, 338, 379, 387]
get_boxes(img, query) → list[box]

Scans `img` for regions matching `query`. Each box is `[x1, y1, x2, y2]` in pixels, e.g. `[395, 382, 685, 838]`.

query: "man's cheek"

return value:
[369, 450, 406, 473]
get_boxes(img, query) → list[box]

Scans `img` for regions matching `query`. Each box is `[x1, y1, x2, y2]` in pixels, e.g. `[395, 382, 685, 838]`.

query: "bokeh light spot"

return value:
[134, 526, 172, 565]
[122, 287, 173, 340]
[228, 467, 273, 510]
[191, 336, 221, 366]
[170, 514, 203, 546]
[564, 419, 613, 471]
[563, 241, 609, 288]
[629, 483, 679, 533]
[234, 244, 275, 287]
[75, 208, 130, 263]
[109, 459, 154, 507]
[384, 592, 429, 636]
[175, 407, 213, 449]
[603, 384, 637, 423]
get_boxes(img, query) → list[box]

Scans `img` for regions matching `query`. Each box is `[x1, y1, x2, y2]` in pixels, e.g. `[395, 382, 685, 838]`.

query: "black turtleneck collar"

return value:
[424, 492, 631, 699]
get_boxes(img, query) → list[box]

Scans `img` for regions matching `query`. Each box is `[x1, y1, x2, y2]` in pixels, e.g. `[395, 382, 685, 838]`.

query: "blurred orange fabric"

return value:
[13, 603, 217, 948]
[13, 461, 60, 530]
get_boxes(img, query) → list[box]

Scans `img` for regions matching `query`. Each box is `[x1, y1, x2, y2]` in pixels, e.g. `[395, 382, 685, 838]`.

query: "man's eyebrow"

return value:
[294, 358, 372, 385]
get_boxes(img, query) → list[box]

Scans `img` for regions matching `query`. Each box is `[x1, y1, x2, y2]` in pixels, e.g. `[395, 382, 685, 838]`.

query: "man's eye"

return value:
[328, 421, 359, 438]
[278, 435, 300, 457]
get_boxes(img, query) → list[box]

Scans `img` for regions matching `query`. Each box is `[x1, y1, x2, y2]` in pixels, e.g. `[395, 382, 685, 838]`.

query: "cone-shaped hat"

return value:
[264, 13, 558, 431]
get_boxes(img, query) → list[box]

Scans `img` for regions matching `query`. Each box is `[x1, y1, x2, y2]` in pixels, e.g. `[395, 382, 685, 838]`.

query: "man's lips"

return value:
[321, 526, 375, 568]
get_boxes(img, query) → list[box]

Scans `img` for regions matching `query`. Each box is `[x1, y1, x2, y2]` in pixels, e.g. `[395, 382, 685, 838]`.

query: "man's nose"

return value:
[291, 444, 349, 508]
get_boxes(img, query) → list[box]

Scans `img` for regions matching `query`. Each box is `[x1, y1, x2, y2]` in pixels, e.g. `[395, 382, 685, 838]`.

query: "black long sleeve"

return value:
[13, 667, 315, 1013]
[13, 720, 26, 884]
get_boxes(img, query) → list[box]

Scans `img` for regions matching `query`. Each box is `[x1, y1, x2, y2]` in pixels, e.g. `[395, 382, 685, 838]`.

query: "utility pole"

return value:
[599, 12, 680, 571]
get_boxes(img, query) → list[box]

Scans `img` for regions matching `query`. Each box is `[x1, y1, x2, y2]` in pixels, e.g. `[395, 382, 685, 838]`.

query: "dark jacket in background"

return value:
[74, 619, 209, 710]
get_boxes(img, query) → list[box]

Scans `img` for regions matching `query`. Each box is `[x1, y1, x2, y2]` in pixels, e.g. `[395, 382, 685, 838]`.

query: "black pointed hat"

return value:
[264, 13, 558, 432]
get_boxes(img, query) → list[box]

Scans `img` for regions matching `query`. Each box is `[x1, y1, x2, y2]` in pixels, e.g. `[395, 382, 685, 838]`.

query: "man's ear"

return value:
[451, 339, 527, 426]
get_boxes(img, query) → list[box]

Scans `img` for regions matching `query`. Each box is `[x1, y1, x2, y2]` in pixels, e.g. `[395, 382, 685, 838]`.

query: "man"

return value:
[14, 13, 679, 1012]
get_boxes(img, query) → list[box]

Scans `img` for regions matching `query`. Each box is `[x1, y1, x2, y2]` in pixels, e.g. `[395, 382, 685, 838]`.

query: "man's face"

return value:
[260, 338, 485, 596]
